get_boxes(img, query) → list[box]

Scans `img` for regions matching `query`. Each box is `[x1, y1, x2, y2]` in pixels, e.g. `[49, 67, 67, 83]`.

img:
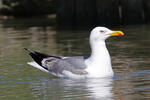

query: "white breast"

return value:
[85, 44, 114, 78]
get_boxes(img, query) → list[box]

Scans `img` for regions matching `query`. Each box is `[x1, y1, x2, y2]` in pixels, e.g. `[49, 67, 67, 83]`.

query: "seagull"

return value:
[25, 27, 124, 79]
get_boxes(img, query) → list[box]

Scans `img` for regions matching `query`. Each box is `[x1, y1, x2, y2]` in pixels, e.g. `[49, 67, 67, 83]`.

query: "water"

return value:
[0, 18, 150, 100]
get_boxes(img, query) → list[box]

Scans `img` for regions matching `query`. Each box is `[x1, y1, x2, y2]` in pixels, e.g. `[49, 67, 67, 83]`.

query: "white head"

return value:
[90, 27, 124, 43]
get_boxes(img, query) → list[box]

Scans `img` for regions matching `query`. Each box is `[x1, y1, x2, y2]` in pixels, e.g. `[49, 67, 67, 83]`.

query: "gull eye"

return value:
[100, 30, 105, 33]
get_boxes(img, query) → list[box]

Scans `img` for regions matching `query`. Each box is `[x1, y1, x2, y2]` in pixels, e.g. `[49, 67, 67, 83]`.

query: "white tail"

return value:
[27, 61, 50, 73]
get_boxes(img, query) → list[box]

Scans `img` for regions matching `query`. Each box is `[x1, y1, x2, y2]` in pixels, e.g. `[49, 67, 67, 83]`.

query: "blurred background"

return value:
[0, 0, 150, 27]
[0, 0, 150, 100]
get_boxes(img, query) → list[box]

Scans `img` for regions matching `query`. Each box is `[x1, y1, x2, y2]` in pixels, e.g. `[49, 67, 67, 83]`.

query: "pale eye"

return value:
[100, 30, 105, 33]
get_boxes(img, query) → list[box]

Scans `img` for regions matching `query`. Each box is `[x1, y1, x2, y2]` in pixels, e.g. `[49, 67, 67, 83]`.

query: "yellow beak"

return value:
[109, 31, 124, 36]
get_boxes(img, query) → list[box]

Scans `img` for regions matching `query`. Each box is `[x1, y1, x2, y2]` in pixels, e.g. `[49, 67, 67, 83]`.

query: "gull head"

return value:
[90, 27, 124, 42]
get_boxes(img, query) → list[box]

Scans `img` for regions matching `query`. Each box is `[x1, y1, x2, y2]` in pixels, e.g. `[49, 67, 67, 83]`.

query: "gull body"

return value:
[26, 27, 124, 79]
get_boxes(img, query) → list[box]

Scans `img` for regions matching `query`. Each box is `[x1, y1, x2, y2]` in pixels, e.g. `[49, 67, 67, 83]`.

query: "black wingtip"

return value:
[25, 48, 61, 67]
[24, 48, 35, 53]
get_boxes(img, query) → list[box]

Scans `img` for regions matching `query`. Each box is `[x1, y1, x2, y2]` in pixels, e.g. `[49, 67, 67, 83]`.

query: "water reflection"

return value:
[86, 78, 113, 100]
[30, 78, 113, 100]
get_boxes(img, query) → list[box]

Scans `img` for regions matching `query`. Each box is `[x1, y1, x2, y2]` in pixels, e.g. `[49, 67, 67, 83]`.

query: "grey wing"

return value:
[63, 56, 87, 69]
[42, 56, 88, 75]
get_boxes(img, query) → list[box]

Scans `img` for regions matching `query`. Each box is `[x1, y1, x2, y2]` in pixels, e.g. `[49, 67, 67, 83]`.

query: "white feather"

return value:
[27, 61, 50, 73]
[27, 61, 65, 78]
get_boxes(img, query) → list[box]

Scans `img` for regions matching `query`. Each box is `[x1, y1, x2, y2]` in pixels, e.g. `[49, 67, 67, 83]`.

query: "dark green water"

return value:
[0, 18, 150, 100]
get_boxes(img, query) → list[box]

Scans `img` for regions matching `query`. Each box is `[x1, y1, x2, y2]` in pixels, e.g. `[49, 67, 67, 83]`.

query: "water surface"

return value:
[0, 19, 150, 100]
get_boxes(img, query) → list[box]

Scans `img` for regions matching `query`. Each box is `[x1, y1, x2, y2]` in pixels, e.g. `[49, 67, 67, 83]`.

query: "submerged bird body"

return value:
[26, 27, 124, 79]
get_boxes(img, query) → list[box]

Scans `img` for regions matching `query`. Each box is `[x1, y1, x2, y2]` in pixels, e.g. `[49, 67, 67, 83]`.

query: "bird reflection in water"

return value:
[30, 77, 114, 100]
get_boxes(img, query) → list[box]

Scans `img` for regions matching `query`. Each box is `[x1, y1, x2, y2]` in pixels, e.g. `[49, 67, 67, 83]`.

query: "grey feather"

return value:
[42, 56, 88, 75]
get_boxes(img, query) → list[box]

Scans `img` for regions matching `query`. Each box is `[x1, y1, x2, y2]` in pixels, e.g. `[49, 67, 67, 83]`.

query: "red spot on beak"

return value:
[118, 33, 122, 36]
